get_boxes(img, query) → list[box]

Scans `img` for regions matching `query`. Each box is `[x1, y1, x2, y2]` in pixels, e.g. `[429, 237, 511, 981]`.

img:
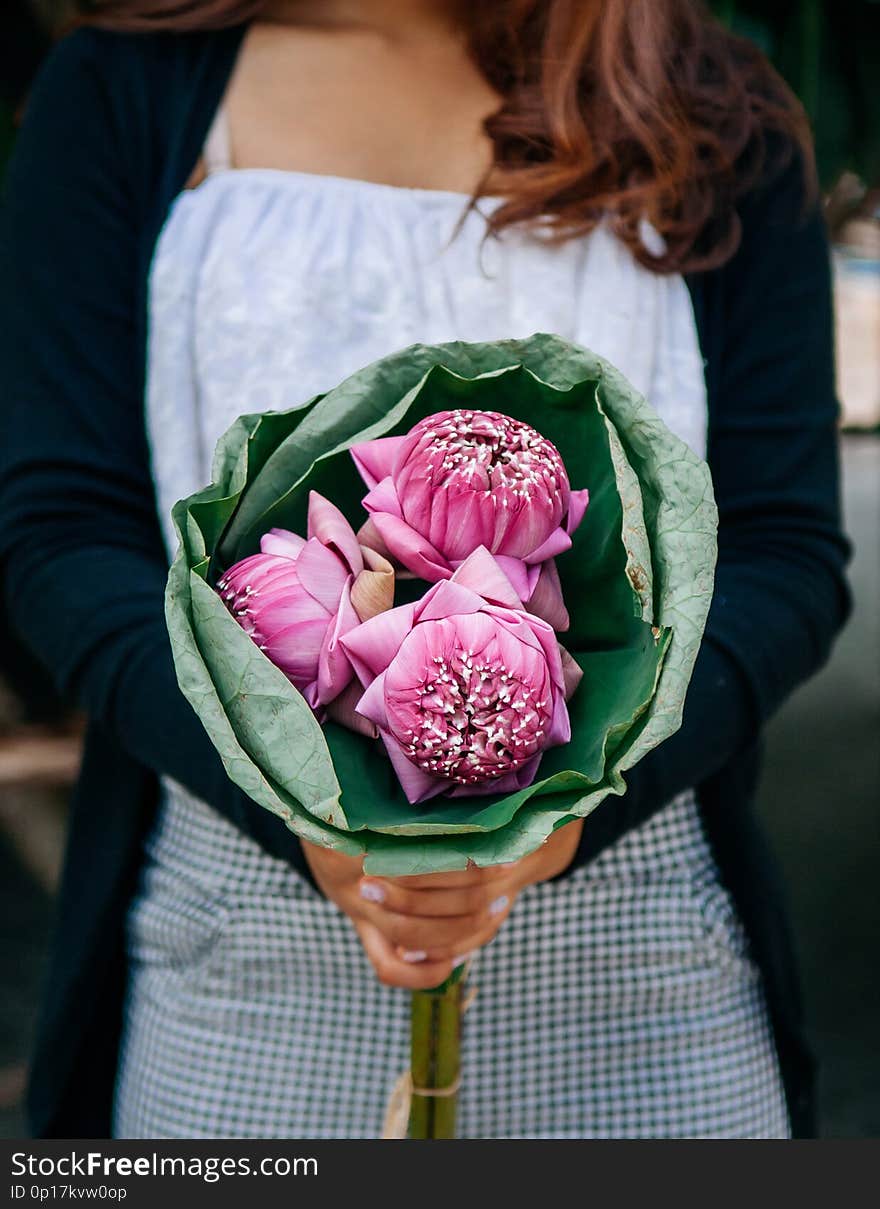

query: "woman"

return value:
[0, 0, 850, 1139]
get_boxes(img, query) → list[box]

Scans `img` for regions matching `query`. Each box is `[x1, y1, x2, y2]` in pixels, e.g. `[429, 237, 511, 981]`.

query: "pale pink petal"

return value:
[523, 526, 573, 565]
[350, 436, 407, 490]
[340, 603, 418, 683]
[515, 611, 566, 686]
[526, 559, 570, 632]
[361, 476, 405, 519]
[449, 547, 523, 609]
[260, 529, 307, 559]
[566, 488, 590, 535]
[492, 555, 539, 604]
[413, 578, 485, 624]
[221, 553, 299, 597]
[316, 578, 359, 705]
[254, 587, 330, 639]
[369, 512, 453, 582]
[295, 537, 350, 612]
[306, 491, 363, 574]
[546, 690, 572, 747]
[354, 670, 390, 731]
[263, 617, 329, 687]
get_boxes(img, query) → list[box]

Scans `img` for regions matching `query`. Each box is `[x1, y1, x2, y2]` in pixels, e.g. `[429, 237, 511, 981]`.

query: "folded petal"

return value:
[354, 669, 390, 731]
[295, 537, 350, 612]
[449, 546, 523, 609]
[340, 602, 418, 683]
[350, 555, 395, 622]
[526, 559, 570, 632]
[369, 512, 453, 582]
[316, 578, 359, 705]
[361, 475, 405, 519]
[545, 690, 572, 747]
[306, 491, 363, 574]
[260, 528, 307, 560]
[523, 526, 572, 565]
[492, 555, 539, 604]
[350, 436, 407, 490]
[566, 488, 590, 535]
[413, 578, 485, 624]
[558, 645, 584, 701]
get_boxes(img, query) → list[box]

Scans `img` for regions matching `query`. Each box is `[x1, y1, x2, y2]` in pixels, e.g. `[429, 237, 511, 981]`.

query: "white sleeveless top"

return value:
[145, 111, 707, 554]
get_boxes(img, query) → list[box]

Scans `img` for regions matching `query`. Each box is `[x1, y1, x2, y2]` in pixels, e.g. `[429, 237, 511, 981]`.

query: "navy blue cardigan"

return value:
[0, 26, 850, 1138]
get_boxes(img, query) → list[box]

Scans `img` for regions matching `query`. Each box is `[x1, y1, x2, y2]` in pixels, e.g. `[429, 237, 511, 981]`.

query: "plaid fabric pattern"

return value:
[113, 782, 790, 1139]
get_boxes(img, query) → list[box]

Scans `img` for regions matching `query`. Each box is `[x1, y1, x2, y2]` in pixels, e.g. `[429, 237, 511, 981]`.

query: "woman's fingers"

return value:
[354, 919, 454, 990]
[359, 876, 510, 919]
[352, 889, 519, 962]
[379, 864, 514, 892]
[355, 904, 500, 952]
[393, 895, 516, 964]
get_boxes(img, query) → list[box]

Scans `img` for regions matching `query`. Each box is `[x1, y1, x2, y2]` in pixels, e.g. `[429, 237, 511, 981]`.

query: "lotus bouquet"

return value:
[166, 334, 718, 1137]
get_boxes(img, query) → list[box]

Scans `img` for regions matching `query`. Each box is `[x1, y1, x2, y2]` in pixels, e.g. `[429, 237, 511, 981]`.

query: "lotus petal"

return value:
[325, 679, 378, 738]
[340, 602, 419, 683]
[526, 559, 570, 632]
[369, 511, 453, 582]
[350, 551, 395, 622]
[260, 528, 307, 560]
[350, 436, 407, 489]
[295, 537, 350, 613]
[566, 488, 590, 535]
[306, 491, 363, 574]
[523, 526, 573, 565]
[448, 546, 523, 609]
[381, 732, 449, 804]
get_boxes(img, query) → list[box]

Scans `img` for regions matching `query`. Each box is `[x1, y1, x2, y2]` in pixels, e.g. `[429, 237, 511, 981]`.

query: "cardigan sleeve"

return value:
[566, 148, 852, 871]
[0, 33, 312, 877]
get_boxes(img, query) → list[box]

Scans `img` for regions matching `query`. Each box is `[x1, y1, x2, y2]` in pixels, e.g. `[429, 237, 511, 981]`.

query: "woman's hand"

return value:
[302, 818, 584, 989]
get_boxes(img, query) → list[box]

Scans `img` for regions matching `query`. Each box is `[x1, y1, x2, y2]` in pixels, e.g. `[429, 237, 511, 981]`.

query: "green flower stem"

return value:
[408, 976, 462, 1139]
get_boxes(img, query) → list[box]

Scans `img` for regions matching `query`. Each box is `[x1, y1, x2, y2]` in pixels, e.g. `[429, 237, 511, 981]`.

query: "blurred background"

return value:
[1, 0, 878, 1137]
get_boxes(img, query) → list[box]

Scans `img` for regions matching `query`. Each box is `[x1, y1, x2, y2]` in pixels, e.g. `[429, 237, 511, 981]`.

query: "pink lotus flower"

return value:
[217, 492, 393, 727]
[340, 547, 583, 804]
[350, 409, 589, 631]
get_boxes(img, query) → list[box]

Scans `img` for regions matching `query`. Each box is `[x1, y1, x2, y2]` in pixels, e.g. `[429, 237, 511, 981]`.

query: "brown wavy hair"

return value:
[75, 0, 815, 273]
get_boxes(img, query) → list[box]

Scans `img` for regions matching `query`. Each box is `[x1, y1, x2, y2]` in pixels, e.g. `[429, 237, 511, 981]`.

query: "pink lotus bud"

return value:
[340, 548, 582, 804]
[350, 410, 588, 631]
[217, 492, 393, 726]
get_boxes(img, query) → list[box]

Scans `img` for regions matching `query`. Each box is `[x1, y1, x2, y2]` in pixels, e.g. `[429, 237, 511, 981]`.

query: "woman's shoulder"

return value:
[11, 24, 246, 222]
[30, 24, 243, 126]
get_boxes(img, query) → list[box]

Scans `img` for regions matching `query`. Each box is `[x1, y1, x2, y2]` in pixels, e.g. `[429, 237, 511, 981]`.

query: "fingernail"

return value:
[452, 955, 468, 969]
[489, 894, 509, 916]
[359, 880, 386, 904]
[402, 949, 428, 963]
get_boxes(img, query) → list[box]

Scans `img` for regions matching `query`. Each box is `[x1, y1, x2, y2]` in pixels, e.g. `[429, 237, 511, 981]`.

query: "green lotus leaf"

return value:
[165, 334, 717, 874]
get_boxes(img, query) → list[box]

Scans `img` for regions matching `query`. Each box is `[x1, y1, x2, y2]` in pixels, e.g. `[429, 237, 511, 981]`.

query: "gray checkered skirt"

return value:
[112, 781, 790, 1138]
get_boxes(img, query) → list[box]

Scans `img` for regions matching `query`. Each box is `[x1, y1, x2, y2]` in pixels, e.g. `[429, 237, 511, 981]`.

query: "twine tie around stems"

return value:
[381, 961, 476, 1139]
